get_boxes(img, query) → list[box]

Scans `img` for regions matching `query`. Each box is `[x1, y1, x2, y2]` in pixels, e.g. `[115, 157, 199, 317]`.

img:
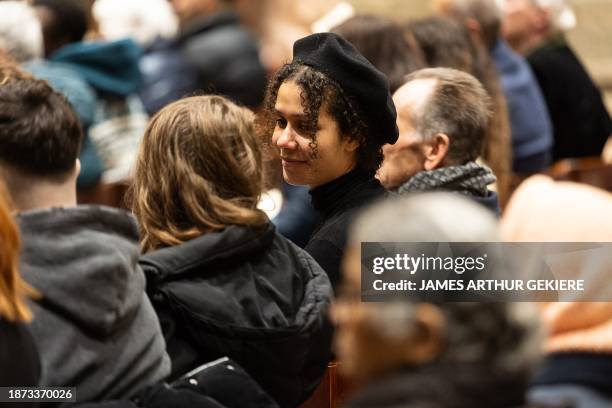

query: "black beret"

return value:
[292, 32, 398, 146]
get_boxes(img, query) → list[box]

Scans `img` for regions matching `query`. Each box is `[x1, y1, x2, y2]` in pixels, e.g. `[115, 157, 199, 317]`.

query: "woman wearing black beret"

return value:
[259, 32, 399, 291]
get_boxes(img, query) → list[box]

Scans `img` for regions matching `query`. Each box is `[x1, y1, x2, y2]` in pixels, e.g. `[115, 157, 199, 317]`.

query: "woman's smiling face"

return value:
[272, 80, 359, 189]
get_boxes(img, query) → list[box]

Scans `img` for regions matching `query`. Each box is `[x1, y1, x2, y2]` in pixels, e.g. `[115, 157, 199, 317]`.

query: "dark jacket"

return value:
[306, 169, 387, 291]
[272, 183, 320, 248]
[73, 358, 279, 408]
[527, 38, 611, 161]
[0, 319, 40, 388]
[345, 363, 531, 408]
[18, 206, 171, 403]
[529, 353, 612, 408]
[139, 11, 266, 114]
[140, 223, 333, 408]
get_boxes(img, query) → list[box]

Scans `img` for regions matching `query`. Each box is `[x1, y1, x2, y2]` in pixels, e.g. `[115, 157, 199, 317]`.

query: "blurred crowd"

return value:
[0, 0, 611, 407]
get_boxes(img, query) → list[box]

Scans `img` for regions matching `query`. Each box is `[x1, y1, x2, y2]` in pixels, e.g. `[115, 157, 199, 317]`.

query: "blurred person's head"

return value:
[502, 175, 612, 354]
[0, 70, 83, 212]
[405, 15, 512, 204]
[0, 181, 37, 323]
[32, 0, 88, 57]
[334, 193, 541, 382]
[170, 0, 236, 29]
[130, 95, 267, 253]
[0, 1, 44, 63]
[259, 33, 398, 189]
[406, 16, 485, 80]
[378, 68, 492, 190]
[92, 0, 178, 46]
[500, 0, 572, 54]
[433, 0, 503, 49]
[330, 14, 425, 92]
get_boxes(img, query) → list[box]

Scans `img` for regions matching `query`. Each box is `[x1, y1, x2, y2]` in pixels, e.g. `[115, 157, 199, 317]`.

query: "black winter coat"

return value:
[306, 169, 387, 291]
[140, 223, 334, 408]
[527, 38, 611, 161]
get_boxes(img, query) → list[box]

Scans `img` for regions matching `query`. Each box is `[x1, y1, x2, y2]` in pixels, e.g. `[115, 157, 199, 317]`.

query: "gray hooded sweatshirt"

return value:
[18, 206, 170, 403]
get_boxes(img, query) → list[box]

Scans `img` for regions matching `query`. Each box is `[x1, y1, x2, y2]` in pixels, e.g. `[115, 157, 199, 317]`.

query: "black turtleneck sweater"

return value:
[306, 169, 387, 290]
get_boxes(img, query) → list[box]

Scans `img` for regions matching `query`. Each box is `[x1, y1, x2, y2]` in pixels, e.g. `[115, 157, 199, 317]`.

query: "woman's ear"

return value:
[423, 133, 450, 171]
[343, 136, 361, 153]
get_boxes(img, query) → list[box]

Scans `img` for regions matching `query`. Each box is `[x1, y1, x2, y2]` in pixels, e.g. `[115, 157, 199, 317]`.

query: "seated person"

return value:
[377, 67, 500, 214]
[0, 73, 170, 400]
[502, 175, 612, 408]
[0, 180, 40, 388]
[335, 193, 542, 407]
[258, 32, 399, 290]
[133, 95, 333, 407]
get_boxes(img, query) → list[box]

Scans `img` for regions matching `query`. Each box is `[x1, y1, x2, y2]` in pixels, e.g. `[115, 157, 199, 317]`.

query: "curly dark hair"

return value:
[258, 60, 383, 172]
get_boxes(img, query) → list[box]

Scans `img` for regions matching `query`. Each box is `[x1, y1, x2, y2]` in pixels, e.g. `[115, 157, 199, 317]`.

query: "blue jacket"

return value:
[491, 40, 554, 172]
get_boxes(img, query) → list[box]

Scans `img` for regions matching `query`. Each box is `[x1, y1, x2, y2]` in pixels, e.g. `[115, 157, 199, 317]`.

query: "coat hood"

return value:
[50, 39, 143, 96]
[18, 206, 145, 337]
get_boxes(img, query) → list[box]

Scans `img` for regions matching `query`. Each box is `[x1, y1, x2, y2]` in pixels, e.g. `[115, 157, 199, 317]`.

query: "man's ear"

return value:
[74, 159, 81, 177]
[399, 303, 444, 366]
[423, 133, 450, 171]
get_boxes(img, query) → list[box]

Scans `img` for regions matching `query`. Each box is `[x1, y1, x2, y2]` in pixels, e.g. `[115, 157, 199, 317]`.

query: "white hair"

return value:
[349, 193, 542, 372]
[350, 192, 499, 244]
[92, 0, 178, 46]
[0, 1, 43, 62]
[535, 0, 576, 31]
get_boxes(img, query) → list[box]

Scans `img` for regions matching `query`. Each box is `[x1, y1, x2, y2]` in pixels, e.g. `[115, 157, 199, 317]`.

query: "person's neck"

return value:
[3, 171, 77, 213]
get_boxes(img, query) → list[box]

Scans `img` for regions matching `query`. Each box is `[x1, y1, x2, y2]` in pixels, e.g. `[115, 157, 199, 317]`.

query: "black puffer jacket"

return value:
[140, 223, 333, 408]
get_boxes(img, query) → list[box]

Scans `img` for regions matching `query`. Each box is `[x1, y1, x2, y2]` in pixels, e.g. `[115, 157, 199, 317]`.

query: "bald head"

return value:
[378, 68, 492, 189]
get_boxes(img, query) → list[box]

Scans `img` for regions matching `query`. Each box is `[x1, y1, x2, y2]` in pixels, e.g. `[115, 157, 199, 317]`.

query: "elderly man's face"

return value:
[501, 0, 541, 44]
[377, 79, 436, 190]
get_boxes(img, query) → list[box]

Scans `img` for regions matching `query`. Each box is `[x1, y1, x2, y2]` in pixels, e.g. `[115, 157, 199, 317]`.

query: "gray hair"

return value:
[0, 1, 44, 63]
[402, 67, 492, 165]
[92, 0, 178, 46]
[349, 193, 542, 374]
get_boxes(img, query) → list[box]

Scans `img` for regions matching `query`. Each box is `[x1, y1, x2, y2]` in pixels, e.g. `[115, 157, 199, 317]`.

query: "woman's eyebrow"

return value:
[274, 107, 307, 119]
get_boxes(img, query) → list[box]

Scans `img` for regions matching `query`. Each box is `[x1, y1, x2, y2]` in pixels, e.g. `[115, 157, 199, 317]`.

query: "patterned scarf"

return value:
[396, 161, 496, 197]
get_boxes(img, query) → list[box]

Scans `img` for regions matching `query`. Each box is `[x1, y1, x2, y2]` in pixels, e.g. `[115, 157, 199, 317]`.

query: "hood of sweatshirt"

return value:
[18, 205, 145, 337]
[50, 39, 142, 96]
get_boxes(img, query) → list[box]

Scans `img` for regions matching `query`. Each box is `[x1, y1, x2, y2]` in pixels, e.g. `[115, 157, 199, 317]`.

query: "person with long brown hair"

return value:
[134, 95, 333, 407]
[0, 181, 40, 387]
